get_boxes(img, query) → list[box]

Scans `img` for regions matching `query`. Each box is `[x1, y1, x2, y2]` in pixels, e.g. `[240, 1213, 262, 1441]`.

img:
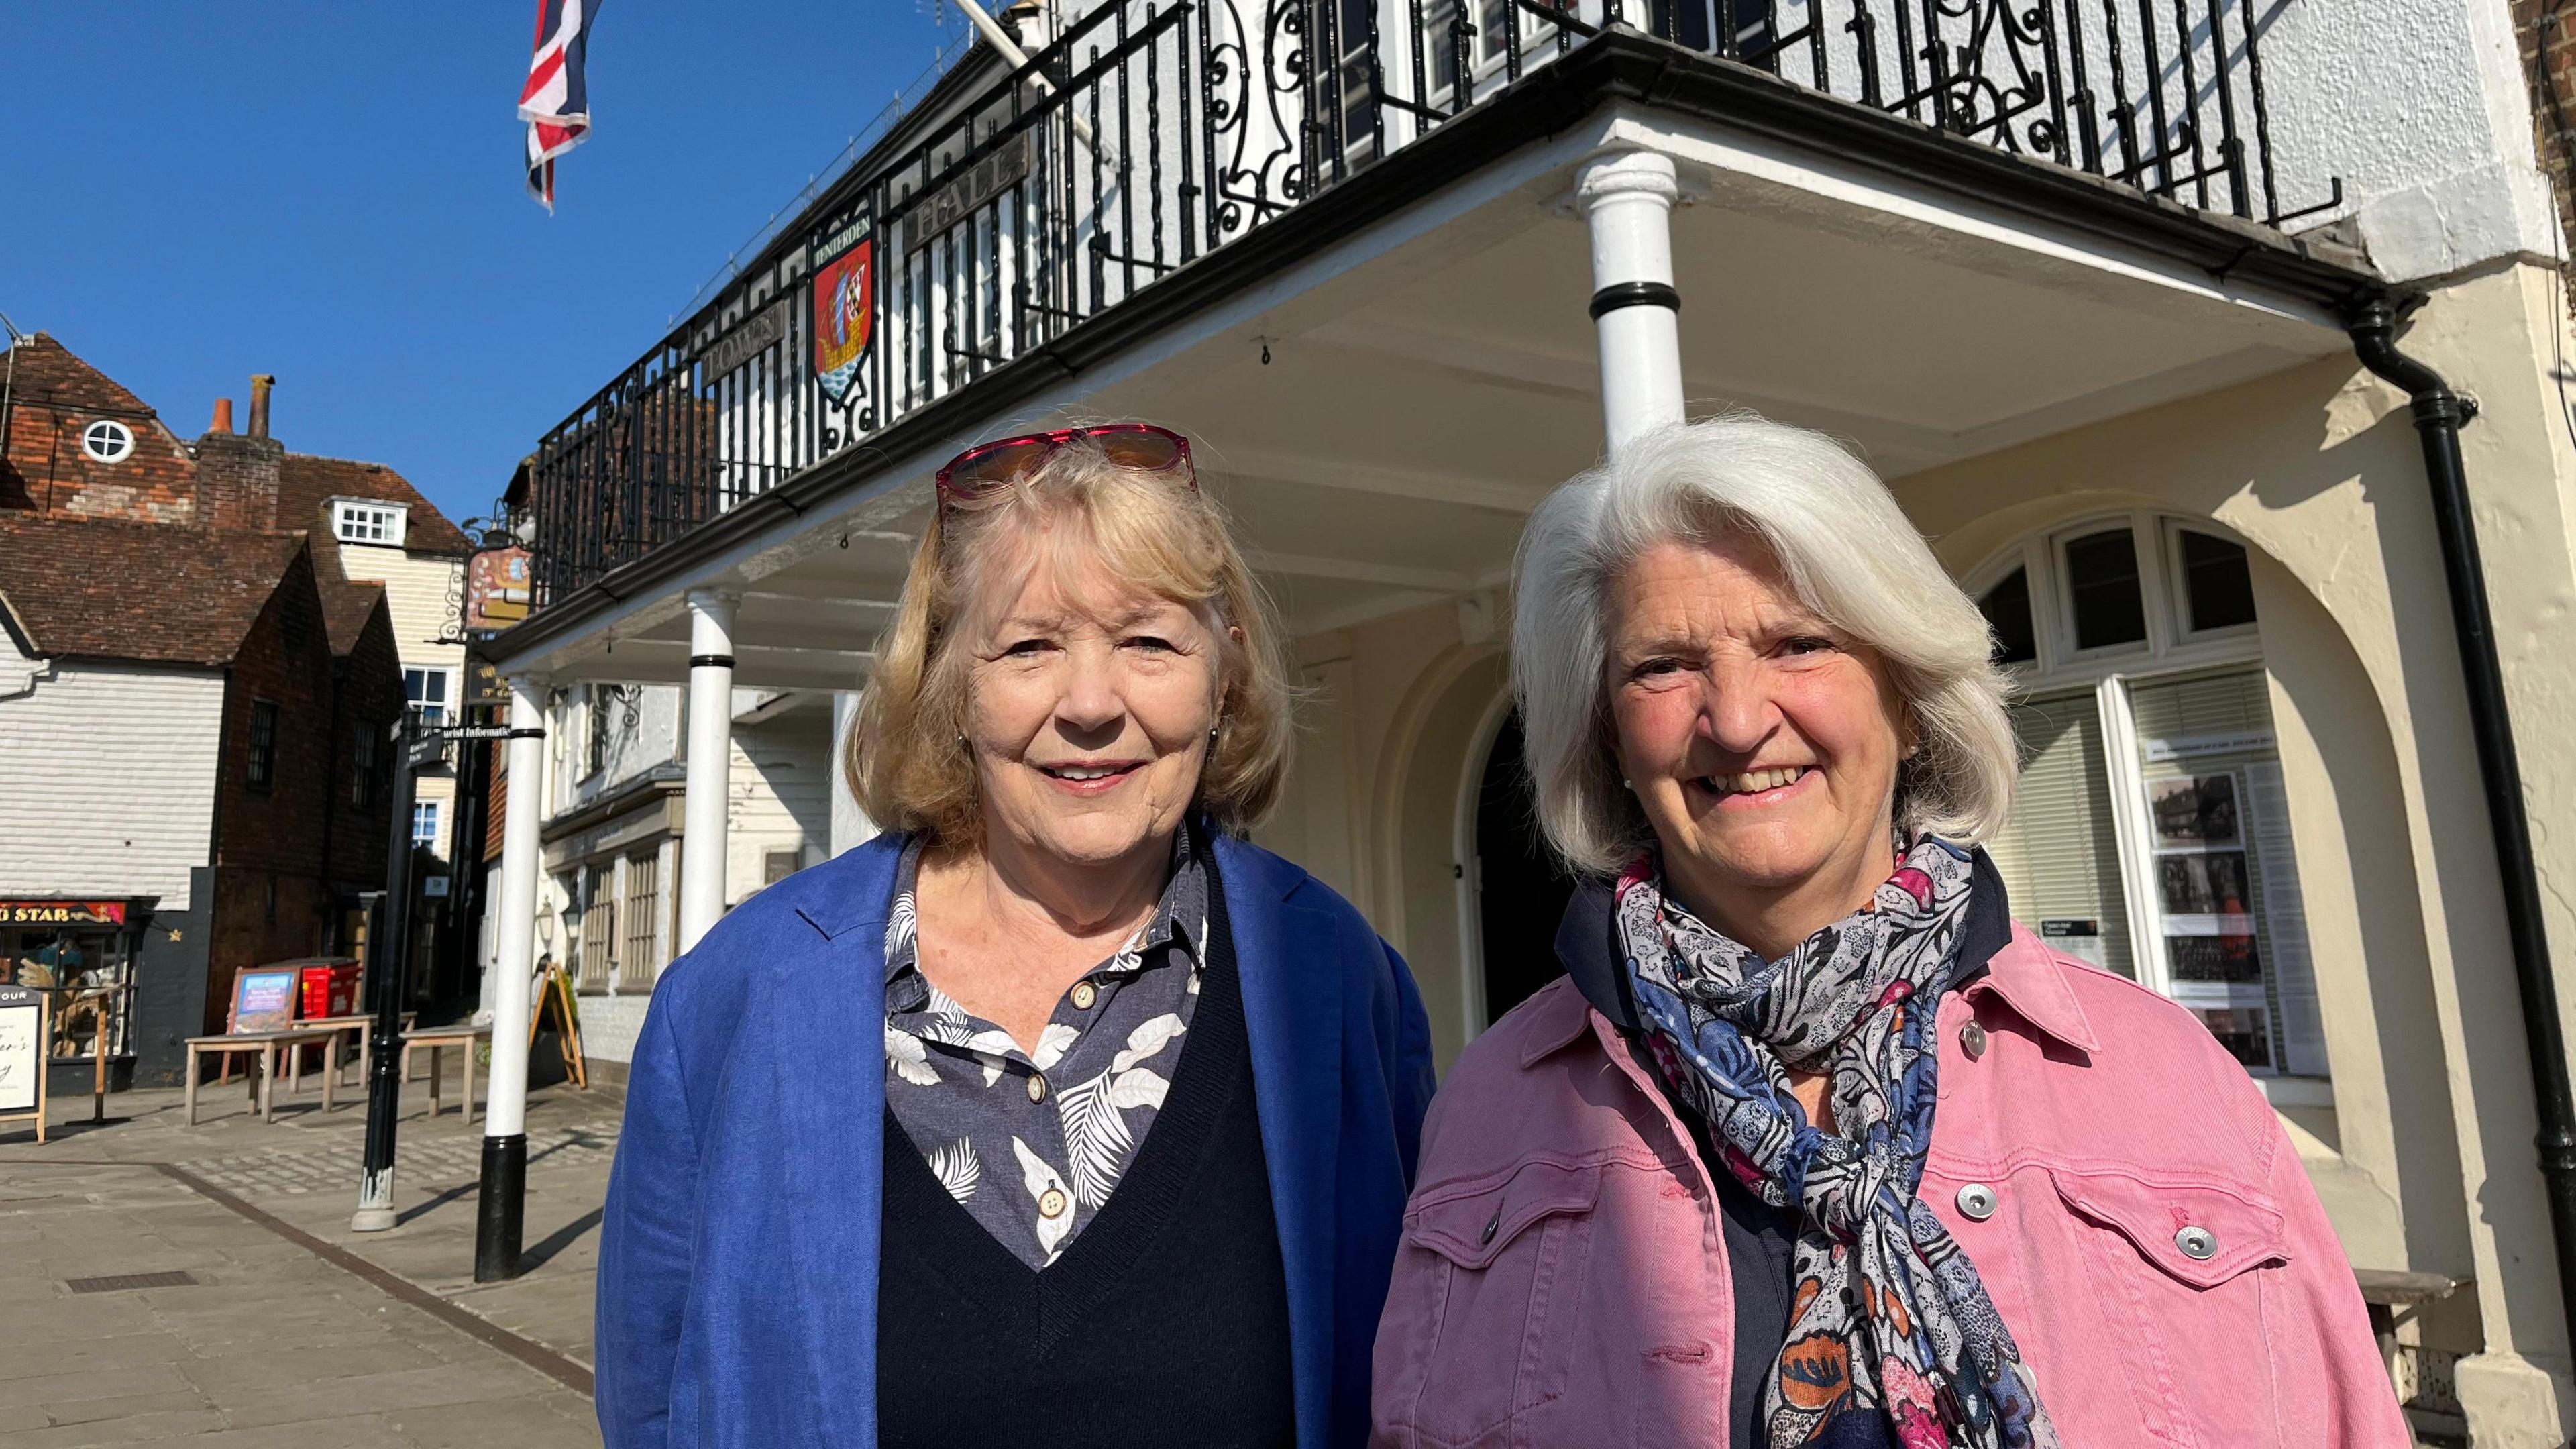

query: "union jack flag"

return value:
[519, 0, 601, 210]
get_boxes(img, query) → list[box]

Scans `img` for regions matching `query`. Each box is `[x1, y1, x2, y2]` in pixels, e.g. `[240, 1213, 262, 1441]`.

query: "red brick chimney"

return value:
[197, 374, 282, 531]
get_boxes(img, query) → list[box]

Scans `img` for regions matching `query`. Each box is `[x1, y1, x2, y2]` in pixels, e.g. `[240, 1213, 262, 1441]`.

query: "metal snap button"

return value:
[1481, 1207, 1501, 1245]
[1959, 1021, 1988, 1061]
[1955, 1183, 1998, 1221]
[2176, 1225, 2218, 1260]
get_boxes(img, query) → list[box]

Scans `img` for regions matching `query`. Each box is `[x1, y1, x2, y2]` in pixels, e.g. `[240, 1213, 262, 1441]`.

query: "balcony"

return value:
[526, 0, 2346, 609]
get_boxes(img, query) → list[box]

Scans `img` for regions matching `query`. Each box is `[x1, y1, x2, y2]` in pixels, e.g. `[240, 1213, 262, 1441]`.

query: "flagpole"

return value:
[948, 0, 1104, 158]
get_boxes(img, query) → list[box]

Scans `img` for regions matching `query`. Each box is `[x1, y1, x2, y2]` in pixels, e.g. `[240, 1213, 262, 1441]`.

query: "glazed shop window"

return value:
[246, 700, 280, 790]
[1970, 518, 2326, 1079]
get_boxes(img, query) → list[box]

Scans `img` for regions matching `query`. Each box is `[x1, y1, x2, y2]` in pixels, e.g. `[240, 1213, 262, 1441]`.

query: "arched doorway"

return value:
[1469, 710, 1576, 1027]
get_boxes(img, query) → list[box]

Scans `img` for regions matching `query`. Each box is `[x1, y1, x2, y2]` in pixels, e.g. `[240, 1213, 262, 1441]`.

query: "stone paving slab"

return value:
[0, 1071, 611, 1447]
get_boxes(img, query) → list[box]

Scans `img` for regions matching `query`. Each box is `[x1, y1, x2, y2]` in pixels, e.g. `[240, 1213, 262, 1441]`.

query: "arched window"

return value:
[1968, 513, 2325, 1089]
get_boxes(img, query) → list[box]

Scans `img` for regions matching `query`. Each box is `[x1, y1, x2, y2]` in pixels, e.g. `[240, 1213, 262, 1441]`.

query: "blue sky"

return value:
[1, 1, 957, 528]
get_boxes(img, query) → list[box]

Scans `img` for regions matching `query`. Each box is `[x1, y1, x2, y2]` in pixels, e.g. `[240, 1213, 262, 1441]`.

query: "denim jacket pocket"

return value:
[2043, 1163, 2294, 1447]
[1378, 1160, 1602, 1447]
[2049, 1165, 2288, 1289]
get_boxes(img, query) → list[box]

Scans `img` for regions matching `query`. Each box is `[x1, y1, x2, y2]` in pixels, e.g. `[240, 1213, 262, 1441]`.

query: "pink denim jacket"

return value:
[1371, 926, 2408, 1447]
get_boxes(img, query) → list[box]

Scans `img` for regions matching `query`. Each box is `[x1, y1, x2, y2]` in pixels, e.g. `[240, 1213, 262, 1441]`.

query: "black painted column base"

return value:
[474, 1134, 527, 1283]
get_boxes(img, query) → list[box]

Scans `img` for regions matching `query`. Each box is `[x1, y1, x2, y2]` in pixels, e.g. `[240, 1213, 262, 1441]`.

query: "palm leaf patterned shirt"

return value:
[881, 828, 1207, 1269]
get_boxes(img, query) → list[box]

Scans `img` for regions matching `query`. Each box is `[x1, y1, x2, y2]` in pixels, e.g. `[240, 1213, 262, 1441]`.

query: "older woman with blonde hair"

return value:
[1371, 415, 2402, 1448]
[600, 424, 1434, 1449]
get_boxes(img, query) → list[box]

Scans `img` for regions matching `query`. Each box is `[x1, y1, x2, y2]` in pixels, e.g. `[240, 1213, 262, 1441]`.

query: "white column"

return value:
[830, 690, 878, 858]
[678, 590, 739, 952]
[1576, 149, 1685, 455]
[486, 674, 549, 1142]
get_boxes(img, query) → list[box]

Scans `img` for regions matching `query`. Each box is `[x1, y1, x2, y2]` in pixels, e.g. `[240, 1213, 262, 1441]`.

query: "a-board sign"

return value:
[0, 984, 48, 1115]
[229, 968, 300, 1033]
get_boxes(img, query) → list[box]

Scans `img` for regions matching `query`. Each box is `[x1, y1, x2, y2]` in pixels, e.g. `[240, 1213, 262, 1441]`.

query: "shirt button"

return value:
[1955, 1183, 1998, 1220]
[1071, 983, 1097, 1010]
[1960, 1021, 1988, 1060]
[1026, 1073, 1046, 1103]
[1038, 1188, 1067, 1219]
[2176, 1225, 2218, 1260]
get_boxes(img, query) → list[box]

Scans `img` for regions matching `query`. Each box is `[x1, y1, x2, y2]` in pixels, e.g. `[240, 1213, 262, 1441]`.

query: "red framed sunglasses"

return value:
[934, 423, 1195, 505]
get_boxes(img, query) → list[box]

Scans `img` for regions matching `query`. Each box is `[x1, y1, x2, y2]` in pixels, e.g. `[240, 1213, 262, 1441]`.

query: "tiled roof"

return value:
[305, 531, 392, 656]
[0, 515, 305, 666]
[278, 453, 473, 555]
[1, 334, 156, 418]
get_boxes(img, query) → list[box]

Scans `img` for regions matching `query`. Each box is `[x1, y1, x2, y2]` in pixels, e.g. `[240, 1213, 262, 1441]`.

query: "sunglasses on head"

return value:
[933, 423, 1195, 506]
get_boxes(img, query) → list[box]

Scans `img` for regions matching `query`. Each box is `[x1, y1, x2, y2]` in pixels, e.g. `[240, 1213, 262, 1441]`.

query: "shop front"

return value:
[0, 898, 146, 1092]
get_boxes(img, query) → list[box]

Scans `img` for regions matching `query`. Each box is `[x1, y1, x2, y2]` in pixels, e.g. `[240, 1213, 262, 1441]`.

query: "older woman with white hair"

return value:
[1370, 416, 2402, 1448]
[600, 424, 1435, 1449]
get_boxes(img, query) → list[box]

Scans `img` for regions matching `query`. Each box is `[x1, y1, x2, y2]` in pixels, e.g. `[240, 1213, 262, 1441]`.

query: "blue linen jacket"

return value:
[596, 829, 1438, 1449]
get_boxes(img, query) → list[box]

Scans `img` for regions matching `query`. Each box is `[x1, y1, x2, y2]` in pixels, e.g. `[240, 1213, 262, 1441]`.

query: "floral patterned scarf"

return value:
[1616, 836, 2058, 1449]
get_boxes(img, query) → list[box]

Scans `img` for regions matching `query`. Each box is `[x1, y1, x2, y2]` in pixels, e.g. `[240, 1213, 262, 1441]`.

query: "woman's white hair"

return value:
[1511, 413, 2018, 876]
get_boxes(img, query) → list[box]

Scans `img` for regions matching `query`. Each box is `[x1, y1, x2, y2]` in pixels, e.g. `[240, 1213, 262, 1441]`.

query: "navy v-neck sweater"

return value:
[875, 870, 1296, 1448]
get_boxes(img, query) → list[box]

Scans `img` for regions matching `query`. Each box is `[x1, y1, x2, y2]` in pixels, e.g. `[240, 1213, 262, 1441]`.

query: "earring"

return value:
[1622, 779, 1633, 790]
[1901, 743, 1919, 759]
[1208, 722, 1221, 745]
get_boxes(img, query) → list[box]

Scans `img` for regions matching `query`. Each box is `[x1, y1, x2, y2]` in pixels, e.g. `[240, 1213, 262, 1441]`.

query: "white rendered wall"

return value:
[0, 655, 224, 910]
[2263, 0, 2556, 280]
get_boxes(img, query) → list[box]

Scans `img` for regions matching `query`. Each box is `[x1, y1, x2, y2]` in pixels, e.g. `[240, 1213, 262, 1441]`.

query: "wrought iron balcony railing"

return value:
[530, 0, 2339, 605]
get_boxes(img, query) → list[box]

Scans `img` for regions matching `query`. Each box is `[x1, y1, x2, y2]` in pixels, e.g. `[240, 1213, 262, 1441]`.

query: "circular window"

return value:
[81, 419, 135, 464]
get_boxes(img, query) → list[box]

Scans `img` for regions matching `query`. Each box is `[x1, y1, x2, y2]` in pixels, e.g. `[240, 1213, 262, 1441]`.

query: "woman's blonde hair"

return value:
[847, 433, 1293, 848]
[1511, 413, 2019, 875]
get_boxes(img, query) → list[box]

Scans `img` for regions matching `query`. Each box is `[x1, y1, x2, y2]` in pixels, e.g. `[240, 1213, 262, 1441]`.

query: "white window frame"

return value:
[80, 419, 135, 463]
[1969, 513, 2318, 1089]
[331, 498, 409, 547]
[2161, 515, 2264, 645]
[411, 800, 443, 851]
[405, 666, 453, 727]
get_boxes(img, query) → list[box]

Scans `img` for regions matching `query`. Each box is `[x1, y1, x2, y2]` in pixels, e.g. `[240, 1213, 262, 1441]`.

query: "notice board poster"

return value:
[229, 969, 299, 1033]
[0, 984, 46, 1114]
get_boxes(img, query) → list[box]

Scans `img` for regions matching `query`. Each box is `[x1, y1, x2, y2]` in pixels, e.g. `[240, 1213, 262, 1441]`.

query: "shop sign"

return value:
[1, 901, 126, 926]
[464, 548, 533, 631]
[0, 985, 43, 1116]
[2143, 731, 2273, 763]
[229, 968, 299, 1034]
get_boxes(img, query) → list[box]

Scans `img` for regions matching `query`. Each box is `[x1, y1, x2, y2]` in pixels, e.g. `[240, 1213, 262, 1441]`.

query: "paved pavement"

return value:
[0, 1057, 616, 1447]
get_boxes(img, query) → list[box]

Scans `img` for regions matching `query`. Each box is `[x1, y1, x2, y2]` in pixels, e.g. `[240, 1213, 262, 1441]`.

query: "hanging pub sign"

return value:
[812, 211, 875, 405]
[464, 547, 533, 631]
[1, 901, 125, 927]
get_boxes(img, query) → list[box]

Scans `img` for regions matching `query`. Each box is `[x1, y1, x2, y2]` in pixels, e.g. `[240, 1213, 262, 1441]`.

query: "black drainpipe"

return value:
[2345, 294, 2576, 1354]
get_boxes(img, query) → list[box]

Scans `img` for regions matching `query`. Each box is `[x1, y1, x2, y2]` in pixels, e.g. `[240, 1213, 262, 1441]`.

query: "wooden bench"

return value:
[2355, 1267, 2468, 1429]
[298, 1012, 413, 1087]
[182, 1027, 344, 1124]
[400, 1026, 490, 1122]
